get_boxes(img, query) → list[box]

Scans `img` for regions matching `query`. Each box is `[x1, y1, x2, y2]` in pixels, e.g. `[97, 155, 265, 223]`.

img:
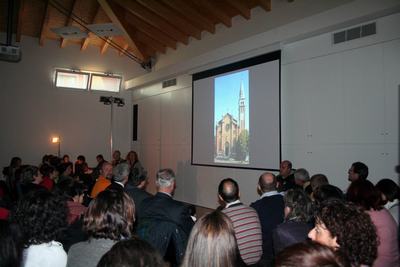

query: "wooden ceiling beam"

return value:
[133, 30, 166, 54]
[162, 0, 215, 34]
[60, 0, 78, 48]
[122, 24, 156, 57]
[123, 23, 166, 54]
[39, 0, 50, 46]
[257, 0, 272, 12]
[81, 4, 101, 51]
[198, 0, 232, 28]
[16, 0, 25, 42]
[100, 36, 112, 54]
[114, 0, 188, 45]
[136, 0, 201, 40]
[98, 0, 146, 61]
[227, 0, 251, 20]
[119, 43, 129, 56]
[124, 11, 176, 50]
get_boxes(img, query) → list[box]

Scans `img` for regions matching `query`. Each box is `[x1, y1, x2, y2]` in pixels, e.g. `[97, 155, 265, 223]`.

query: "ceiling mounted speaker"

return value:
[51, 26, 88, 39]
[86, 23, 123, 37]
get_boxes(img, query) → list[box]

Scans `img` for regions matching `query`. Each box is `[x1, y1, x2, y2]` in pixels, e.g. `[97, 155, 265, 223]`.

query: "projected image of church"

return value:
[214, 70, 249, 164]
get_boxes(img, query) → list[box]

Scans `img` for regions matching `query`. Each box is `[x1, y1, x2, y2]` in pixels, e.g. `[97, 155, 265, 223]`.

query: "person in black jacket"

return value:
[250, 172, 284, 267]
[137, 168, 194, 266]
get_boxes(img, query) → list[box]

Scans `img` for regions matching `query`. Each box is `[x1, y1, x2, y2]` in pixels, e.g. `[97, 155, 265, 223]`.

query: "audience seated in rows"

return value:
[67, 189, 135, 267]
[218, 178, 263, 266]
[2, 154, 399, 267]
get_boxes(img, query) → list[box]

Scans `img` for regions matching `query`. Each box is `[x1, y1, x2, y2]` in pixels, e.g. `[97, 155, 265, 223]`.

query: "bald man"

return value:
[250, 172, 284, 266]
[218, 178, 262, 266]
[90, 162, 113, 198]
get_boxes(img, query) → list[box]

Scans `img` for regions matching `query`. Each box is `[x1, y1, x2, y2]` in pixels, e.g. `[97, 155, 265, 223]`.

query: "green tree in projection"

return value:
[235, 129, 249, 161]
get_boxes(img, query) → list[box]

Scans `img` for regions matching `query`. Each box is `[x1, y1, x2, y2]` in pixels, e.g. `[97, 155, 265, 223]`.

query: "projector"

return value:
[0, 44, 21, 62]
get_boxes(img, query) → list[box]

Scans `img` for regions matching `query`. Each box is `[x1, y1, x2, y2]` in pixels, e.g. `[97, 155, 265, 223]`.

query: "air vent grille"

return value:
[333, 22, 376, 44]
[162, 78, 177, 88]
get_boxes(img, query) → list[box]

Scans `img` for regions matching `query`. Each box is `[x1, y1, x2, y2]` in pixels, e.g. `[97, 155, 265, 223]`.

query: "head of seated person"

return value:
[97, 236, 164, 267]
[284, 188, 313, 223]
[275, 241, 350, 267]
[11, 189, 68, 246]
[83, 189, 135, 241]
[313, 184, 344, 204]
[181, 210, 239, 267]
[308, 200, 377, 267]
[346, 179, 381, 211]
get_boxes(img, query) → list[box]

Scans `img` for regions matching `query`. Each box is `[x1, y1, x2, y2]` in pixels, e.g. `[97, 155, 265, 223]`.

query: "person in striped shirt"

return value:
[218, 178, 263, 266]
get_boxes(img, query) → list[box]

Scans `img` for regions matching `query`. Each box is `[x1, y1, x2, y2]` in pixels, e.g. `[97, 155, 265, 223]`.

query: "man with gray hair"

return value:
[294, 168, 310, 188]
[137, 168, 194, 266]
[107, 162, 130, 191]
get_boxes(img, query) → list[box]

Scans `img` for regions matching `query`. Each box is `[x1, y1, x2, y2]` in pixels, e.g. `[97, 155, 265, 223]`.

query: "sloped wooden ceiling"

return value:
[0, 0, 271, 65]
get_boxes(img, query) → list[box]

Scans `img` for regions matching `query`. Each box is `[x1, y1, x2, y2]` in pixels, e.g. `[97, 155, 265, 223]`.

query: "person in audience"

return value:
[92, 154, 106, 180]
[275, 241, 350, 267]
[293, 168, 310, 188]
[347, 161, 368, 182]
[125, 150, 145, 178]
[74, 155, 89, 179]
[313, 184, 344, 204]
[375, 178, 399, 224]
[19, 165, 43, 197]
[3, 156, 22, 200]
[97, 237, 164, 267]
[65, 181, 87, 224]
[62, 154, 71, 164]
[11, 190, 68, 267]
[273, 188, 313, 254]
[0, 220, 24, 267]
[276, 160, 295, 192]
[347, 179, 399, 267]
[57, 163, 73, 184]
[90, 162, 112, 198]
[310, 174, 329, 196]
[107, 162, 130, 191]
[67, 189, 135, 267]
[218, 178, 263, 266]
[124, 167, 152, 218]
[137, 168, 194, 266]
[250, 172, 284, 266]
[308, 199, 378, 267]
[181, 210, 243, 267]
[111, 150, 124, 166]
[39, 164, 57, 191]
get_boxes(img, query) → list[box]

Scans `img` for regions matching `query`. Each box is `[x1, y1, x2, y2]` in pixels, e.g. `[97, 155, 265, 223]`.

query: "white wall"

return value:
[131, 10, 400, 208]
[0, 36, 145, 169]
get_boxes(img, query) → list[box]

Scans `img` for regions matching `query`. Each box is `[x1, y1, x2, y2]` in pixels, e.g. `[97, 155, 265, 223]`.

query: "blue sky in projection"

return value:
[214, 70, 249, 134]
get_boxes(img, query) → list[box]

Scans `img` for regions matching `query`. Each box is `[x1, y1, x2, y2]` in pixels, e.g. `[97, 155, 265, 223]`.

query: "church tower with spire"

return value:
[238, 81, 245, 133]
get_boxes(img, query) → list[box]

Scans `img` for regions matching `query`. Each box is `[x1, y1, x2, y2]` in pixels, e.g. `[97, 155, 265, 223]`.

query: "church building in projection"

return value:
[215, 82, 246, 159]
